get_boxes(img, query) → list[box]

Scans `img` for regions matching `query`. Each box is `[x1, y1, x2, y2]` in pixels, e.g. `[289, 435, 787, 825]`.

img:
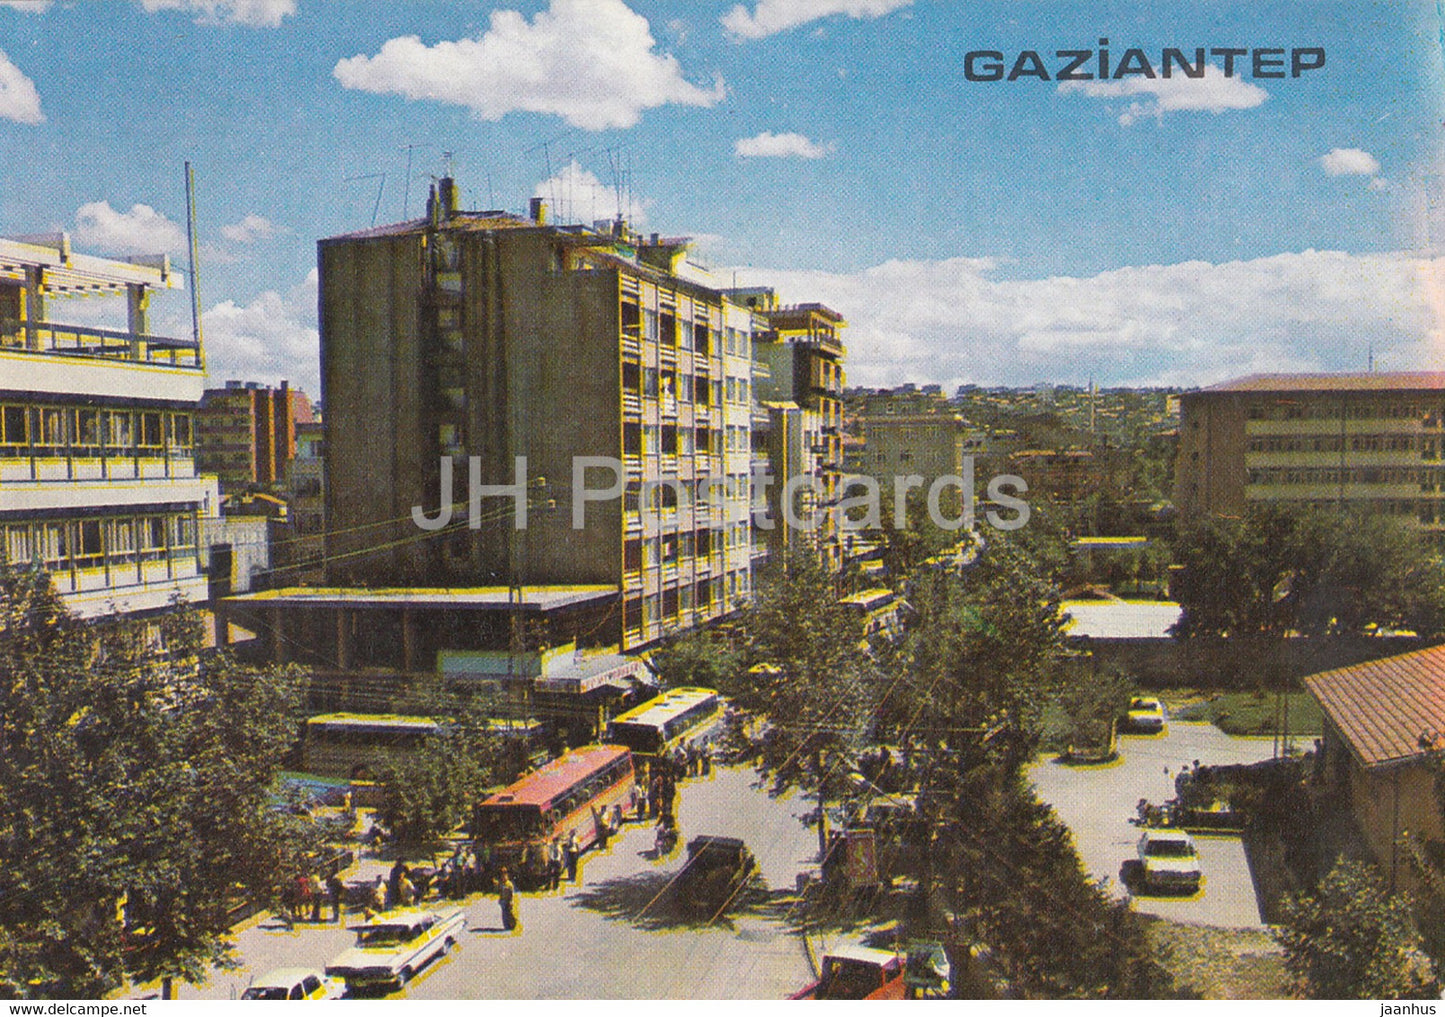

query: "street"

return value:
[176, 765, 823, 1000]
[1027, 722, 1280, 927]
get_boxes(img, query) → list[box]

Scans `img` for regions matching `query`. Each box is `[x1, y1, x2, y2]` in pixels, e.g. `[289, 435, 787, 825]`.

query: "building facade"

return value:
[0, 232, 218, 617]
[195, 379, 314, 490]
[317, 185, 759, 649]
[1175, 372, 1445, 524]
[752, 301, 848, 568]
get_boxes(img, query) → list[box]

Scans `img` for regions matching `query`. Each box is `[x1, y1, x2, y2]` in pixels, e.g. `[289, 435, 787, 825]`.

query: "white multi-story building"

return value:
[0, 233, 219, 617]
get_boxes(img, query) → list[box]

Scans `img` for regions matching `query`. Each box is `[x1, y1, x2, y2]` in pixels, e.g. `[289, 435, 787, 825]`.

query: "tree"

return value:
[374, 700, 521, 848]
[1172, 505, 1445, 645]
[705, 548, 882, 856]
[0, 561, 318, 998]
[1276, 857, 1439, 999]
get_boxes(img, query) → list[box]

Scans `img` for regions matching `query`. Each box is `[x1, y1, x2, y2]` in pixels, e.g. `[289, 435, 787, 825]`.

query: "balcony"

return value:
[2, 318, 201, 368]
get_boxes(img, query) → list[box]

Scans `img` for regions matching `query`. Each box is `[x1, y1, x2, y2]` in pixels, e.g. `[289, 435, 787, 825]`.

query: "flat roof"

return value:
[1062, 601, 1181, 640]
[1303, 643, 1445, 769]
[222, 585, 618, 611]
[1197, 372, 1445, 395]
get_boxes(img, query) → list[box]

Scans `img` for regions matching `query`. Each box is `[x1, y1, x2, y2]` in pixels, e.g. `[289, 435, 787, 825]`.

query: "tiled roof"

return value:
[1199, 372, 1445, 395]
[1302, 643, 1445, 768]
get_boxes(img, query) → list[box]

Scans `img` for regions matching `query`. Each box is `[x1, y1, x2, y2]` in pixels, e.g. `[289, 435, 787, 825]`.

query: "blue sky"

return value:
[2, 0, 1443, 395]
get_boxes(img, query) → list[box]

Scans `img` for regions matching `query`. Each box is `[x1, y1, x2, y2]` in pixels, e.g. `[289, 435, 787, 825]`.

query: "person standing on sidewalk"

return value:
[498, 868, 518, 931]
[326, 872, 345, 923]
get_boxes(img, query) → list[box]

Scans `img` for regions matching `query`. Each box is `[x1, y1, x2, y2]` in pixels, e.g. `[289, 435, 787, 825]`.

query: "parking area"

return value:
[1026, 721, 1279, 928]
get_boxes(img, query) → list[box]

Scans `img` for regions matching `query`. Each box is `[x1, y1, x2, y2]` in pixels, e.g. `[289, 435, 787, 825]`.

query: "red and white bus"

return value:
[471, 745, 636, 887]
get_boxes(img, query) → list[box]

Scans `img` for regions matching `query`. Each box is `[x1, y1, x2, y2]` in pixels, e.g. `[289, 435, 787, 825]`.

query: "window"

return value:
[72, 408, 101, 454]
[75, 519, 103, 568]
[139, 412, 164, 450]
[0, 405, 26, 454]
[35, 407, 66, 453]
[169, 413, 192, 450]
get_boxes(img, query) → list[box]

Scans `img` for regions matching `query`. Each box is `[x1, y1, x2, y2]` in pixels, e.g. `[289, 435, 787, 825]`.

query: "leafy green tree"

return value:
[1172, 505, 1445, 644]
[648, 627, 745, 693]
[1276, 857, 1439, 999]
[374, 691, 525, 848]
[708, 548, 881, 855]
[0, 561, 317, 999]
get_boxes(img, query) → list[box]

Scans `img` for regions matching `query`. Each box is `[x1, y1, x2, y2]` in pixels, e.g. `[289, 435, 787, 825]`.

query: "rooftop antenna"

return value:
[400, 143, 427, 219]
[345, 173, 387, 227]
[184, 161, 205, 364]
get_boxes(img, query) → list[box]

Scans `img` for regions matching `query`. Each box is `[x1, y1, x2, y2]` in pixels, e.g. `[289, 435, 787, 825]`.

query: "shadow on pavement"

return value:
[569, 869, 775, 931]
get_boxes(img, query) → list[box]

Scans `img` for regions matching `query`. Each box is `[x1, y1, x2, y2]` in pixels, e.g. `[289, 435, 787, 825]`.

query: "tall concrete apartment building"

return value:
[1175, 372, 1445, 524]
[195, 379, 314, 490]
[749, 299, 848, 567]
[0, 233, 218, 617]
[315, 183, 762, 649]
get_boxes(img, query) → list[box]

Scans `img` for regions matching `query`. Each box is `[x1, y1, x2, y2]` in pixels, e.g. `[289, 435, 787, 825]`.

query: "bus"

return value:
[302, 713, 439, 780]
[605, 687, 724, 762]
[301, 713, 546, 781]
[471, 745, 635, 888]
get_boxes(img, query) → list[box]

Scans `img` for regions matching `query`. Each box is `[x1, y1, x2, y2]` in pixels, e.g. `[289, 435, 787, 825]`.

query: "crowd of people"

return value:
[277, 737, 720, 934]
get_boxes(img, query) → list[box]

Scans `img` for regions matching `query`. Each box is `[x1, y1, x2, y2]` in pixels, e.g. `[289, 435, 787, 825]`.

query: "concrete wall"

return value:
[320, 233, 426, 583]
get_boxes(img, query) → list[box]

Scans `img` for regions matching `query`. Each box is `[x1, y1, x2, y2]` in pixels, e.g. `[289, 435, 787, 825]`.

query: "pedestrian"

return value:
[547, 837, 562, 891]
[592, 805, 610, 849]
[628, 783, 640, 821]
[565, 829, 580, 882]
[701, 741, 713, 776]
[636, 784, 648, 822]
[294, 873, 312, 924]
[326, 872, 344, 923]
[610, 802, 624, 834]
[368, 876, 386, 917]
[498, 867, 518, 932]
[308, 872, 325, 922]
[388, 858, 406, 909]
[397, 870, 415, 908]
[649, 774, 663, 819]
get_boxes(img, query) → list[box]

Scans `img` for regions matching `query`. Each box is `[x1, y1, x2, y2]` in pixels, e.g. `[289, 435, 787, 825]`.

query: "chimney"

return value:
[439, 176, 459, 219]
[529, 197, 547, 225]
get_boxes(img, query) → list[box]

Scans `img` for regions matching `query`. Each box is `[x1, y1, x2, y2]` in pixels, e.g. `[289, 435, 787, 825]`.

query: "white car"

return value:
[1136, 829, 1202, 893]
[324, 908, 465, 993]
[240, 967, 345, 1000]
[1124, 696, 1166, 733]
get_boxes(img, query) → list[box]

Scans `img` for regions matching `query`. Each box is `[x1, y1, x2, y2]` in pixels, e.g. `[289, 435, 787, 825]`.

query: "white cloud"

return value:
[136, 0, 294, 28]
[0, 48, 42, 124]
[729, 250, 1445, 389]
[196, 269, 320, 396]
[1321, 147, 1381, 177]
[219, 213, 283, 244]
[0, 2, 52, 13]
[734, 131, 834, 159]
[1059, 63, 1267, 125]
[721, 0, 912, 40]
[533, 160, 648, 226]
[333, 0, 724, 131]
[73, 201, 187, 254]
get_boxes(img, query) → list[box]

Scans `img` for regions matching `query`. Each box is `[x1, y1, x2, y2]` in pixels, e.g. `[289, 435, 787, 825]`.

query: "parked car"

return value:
[791, 945, 907, 1000]
[675, 835, 758, 913]
[240, 967, 345, 1000]
[1123, 696, 1167, 733]
[324, 908, 465, 993]
[1135, 829, 1202, 893]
